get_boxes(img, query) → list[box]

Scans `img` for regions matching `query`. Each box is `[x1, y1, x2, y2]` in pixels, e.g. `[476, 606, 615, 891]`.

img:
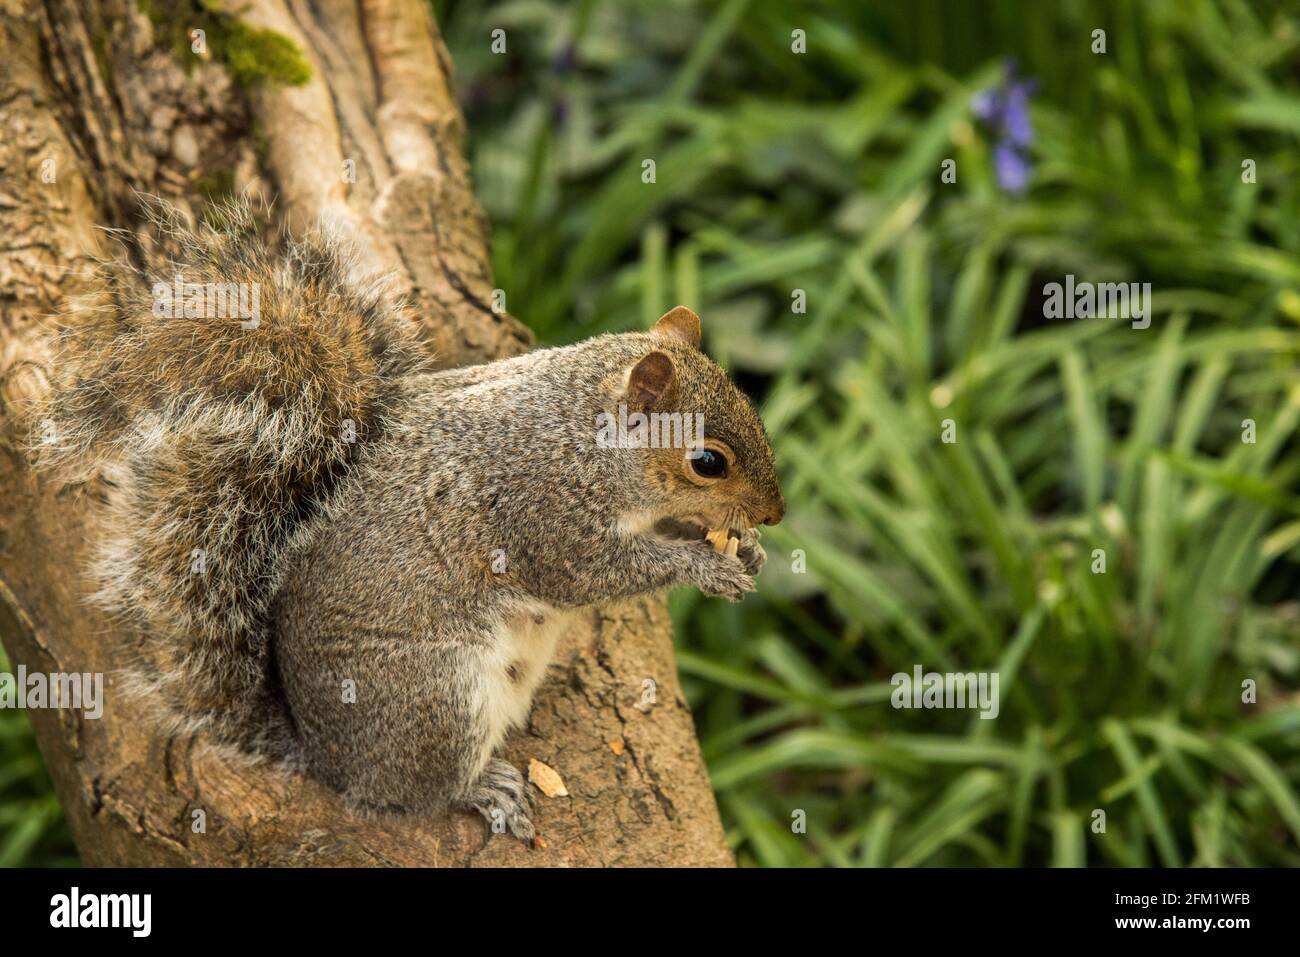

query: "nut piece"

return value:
[705, 528, 729, 552]
[724, 536, 739, 558]
[528, 758, 569, 798]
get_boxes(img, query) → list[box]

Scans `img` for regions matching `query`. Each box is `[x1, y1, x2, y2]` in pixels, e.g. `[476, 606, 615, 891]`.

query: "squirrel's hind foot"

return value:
[459, 758, 536, 843]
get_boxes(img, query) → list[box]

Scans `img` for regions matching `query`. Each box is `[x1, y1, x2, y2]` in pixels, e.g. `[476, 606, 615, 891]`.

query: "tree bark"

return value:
[0, 0, 733, 866]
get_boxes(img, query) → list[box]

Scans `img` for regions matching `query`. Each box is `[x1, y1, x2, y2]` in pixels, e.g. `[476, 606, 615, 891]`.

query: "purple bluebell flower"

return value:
[1002, 82, 1034, 147]
[972, 61, 1036, 193]
[993, 141, 1030, 194]
[552, 44, 578, 77]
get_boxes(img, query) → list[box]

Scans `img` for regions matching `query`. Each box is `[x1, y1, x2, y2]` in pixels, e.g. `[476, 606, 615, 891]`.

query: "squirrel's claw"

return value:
[736, 537, 766, 577]
[462, 759, 536, 843]
[691, 545, 757, 602]
[704, 526, 765, 575]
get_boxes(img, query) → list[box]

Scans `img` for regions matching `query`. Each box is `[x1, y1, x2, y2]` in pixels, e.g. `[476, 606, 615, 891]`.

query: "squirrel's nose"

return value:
[760, 497, 785, 526]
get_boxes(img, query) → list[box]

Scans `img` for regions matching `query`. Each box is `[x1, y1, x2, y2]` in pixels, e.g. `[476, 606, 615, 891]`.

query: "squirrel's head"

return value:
[614, 306, 784, 543]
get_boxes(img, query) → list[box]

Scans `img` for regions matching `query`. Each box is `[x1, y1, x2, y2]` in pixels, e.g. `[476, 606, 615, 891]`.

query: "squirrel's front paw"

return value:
[735, 529, 767, 577]
[690, 546, 756, 602]
[462, 759, 536, 842]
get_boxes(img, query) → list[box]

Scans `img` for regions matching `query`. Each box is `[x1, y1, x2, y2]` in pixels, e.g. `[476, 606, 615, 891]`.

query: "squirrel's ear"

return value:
[626, 350, 676, 410]
[652, 306, 701, 349]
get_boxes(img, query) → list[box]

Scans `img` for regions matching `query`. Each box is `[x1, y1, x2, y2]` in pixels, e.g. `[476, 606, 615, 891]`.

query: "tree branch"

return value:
[0, 0, 732, 866]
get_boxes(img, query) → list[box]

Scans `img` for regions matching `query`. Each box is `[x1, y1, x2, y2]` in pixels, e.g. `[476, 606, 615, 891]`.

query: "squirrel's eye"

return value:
[688, 448, 728, 479]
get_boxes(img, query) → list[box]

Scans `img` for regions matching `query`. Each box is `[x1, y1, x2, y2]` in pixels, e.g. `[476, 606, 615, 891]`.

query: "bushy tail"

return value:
[33, 198, 433, 754]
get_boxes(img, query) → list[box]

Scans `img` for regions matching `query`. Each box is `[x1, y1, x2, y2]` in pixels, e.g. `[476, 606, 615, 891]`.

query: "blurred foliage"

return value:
[437, 0, 1300, 866]
[4, 0, 1300, 867]
[0, 649, 76, 867]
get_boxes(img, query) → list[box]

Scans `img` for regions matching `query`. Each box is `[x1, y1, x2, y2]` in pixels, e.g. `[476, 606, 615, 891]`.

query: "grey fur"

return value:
[35, 200, 784, 839]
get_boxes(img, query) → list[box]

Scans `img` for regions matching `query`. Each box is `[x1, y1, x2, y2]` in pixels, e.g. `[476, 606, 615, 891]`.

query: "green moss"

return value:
[89, 17, 114, 91]
[140, 0, 311, 90]
[194, 167, 236, 203]
[219, 19, 312, 87]
[251, 123, 270, 166]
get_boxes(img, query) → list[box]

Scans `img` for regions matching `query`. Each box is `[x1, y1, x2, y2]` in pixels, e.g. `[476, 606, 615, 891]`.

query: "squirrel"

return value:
[33, 200, 784, 841]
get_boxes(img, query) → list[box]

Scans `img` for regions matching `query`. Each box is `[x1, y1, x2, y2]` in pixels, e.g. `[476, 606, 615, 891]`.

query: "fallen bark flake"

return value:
[528, 758, 569, 797]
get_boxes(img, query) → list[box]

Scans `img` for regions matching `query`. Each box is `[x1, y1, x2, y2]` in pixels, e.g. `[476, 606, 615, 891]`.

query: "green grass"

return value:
[3, 0, 1298, 866]
[439, 0, 1300, 866]
[0, 649, 76, 867]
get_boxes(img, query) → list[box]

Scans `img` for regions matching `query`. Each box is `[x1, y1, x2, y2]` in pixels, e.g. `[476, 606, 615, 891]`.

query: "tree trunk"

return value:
[0, 0, 732, 866]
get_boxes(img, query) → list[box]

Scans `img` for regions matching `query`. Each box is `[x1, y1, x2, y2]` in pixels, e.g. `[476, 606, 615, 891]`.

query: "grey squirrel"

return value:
[34, 201, 784, 841]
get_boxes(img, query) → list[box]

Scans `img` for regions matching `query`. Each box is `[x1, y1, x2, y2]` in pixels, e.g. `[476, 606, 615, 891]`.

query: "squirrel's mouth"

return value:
[653, 517, 748, 556]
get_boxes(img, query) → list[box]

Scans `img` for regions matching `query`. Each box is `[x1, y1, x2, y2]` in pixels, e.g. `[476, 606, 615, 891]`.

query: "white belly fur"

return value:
[480, 604, 577, 759]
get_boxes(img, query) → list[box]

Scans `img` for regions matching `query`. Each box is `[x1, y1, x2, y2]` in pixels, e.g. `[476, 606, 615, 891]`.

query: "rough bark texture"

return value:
[0, 0, 733, 866]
